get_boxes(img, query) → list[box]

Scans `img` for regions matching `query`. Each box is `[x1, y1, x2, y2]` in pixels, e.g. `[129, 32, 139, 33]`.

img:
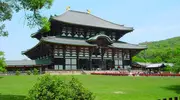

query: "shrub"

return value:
[162, 65, 172, 72]
[33, 68, 39, 75]
[15, 70, 20, 76]
[25, 74, 95, 100]
[2, 69, 7, 73]
[26, 70, 31, 75]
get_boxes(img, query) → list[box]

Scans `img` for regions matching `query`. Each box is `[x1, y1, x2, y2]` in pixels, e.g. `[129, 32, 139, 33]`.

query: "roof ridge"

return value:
[53, 10, 88, 19]
[87, 12, 133, 29]
[90, 13, 124, 26]
[53, 10, 133, 30]
[71, 10, 132, 28]
[68, 10, 88, 14]
[68, 10, 124, 27]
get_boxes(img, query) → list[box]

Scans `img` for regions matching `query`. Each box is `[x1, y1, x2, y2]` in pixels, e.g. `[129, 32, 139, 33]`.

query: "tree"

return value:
[0, 0, 54, 71]
[33, 68, 39, 75]
[133, 36, 180, 68]
[171, 60, 180, 73]
[0, 0, 53, 35]
[25, 74, 95, 100]
[0, 51, 6, 72]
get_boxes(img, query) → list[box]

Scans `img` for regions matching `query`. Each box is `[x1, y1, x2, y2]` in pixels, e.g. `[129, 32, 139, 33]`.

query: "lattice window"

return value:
[54, 65, 63, 70]
[107, 49, 112, 57]
[79, 28, 84, 38]
[91, 30, 96, 36]
[86, 31, 90, 38]
[84, 47, 89, 57]
[71, 46, 76, 57]
[79, 47, 85, 57]
[65, 58, 77, 70]
[112, 32, 116, 40]
[73, 28, 78, 37]
[66, 46, 71, 56]
[62, 27, 66, 36]
[54, 49, 58, 56]
[67, 27, 72, 34]
[124, 50, 130, 60]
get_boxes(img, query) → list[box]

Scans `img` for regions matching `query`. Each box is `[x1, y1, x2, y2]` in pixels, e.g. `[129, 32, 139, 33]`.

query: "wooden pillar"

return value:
[84, 28, 87, 38]
[112, 48, 115, 69]
[110, 31, 113, 40]
[39, 65, 42, 74]
[49, 44, 54, 70]
[100, 47, 106, 70]
[72, 26, 74, 37]
[62, 45, 66, 70]
[89, 47, 92, 70]
[89, 29, 92, 37]
[122, 49, 124, 69]
[76, 47, 80, 69]
[129, 50, 132, 67]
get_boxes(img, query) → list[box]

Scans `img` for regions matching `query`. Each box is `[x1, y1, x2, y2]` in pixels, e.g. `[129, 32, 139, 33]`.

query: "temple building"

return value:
[6, 10, 147, 72]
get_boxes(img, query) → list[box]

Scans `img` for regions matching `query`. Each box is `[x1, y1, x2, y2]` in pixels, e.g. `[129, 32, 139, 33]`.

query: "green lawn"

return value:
[0, 75, 180, 100]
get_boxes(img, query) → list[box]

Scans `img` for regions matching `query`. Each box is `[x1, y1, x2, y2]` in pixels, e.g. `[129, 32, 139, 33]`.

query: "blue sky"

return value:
[0, 0, 180, 60]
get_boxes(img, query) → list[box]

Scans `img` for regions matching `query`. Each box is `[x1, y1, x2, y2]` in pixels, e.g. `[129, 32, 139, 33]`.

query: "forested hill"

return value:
[133, 36, 180, 65]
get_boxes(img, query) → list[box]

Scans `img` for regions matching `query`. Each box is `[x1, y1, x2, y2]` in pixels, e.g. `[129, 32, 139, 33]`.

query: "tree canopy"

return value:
[133, 36, 180, 72]
[0, 0, 54, 71]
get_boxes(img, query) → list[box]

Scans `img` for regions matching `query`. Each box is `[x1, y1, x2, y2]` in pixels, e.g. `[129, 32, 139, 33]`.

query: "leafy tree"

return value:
[0, 51, 6, 72]
[15, 70, 20, 75]
[171, 60, 180, 73]
[0, 0, 54, 71]
[161, 65, 172, 72]
[26, 70, 31, 75]
[25, 74, 95, 100]
[33, 68, 39, 75]
[133, 36, 180, 68]
[151, 56, 162, 63]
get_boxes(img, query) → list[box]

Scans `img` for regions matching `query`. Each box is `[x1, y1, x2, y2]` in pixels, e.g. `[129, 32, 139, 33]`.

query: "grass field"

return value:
[0, 75, 180, 100]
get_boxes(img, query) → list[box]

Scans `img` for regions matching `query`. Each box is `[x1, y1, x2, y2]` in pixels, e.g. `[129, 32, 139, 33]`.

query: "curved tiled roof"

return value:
[52, 10, 133, 31]
[23, 36, 147, 55]
[5, 60, 36, 66]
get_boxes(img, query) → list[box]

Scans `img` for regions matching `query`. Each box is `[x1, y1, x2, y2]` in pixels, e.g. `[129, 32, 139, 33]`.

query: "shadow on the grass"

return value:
[163, 85, 180, 94]
[0, 94, 26, 100]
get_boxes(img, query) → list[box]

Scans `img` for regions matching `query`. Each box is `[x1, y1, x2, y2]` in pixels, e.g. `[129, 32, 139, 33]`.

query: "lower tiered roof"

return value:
[23, 35, 147, 59]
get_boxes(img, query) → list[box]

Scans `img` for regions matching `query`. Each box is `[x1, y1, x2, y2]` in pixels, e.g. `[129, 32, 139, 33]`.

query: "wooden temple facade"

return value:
[18, 10, 146, 71]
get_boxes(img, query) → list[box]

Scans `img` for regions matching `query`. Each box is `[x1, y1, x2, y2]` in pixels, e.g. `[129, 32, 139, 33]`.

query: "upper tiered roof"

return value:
[52, 10, 133, 31]
[31, 10, 133, 38]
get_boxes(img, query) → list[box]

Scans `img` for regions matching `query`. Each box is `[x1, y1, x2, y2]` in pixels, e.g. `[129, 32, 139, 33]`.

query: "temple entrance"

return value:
[79, 59, 89, 70]
[92, 59, 101, 70]
[106, 59, 113, 70]
[91, 59, 113, 70]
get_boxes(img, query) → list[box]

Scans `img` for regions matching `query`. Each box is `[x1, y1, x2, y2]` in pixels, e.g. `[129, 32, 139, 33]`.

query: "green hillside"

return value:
[133, 36, 180, 66]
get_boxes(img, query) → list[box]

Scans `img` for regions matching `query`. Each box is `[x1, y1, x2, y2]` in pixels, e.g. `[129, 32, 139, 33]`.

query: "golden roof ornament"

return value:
[66, 6, 70, 11]
[87, 9, 91, 14]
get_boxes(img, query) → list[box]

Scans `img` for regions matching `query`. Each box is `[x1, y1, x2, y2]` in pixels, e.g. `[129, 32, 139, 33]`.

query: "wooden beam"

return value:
[112, 48, 115, 68]
[122, 49, 124, 69]
[62, 45, 66, 70]
[100, 47, 105, 70]
[129, 50, 132, 67]
[89, 47, 92, 70]
[76, 47, 80, 69]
